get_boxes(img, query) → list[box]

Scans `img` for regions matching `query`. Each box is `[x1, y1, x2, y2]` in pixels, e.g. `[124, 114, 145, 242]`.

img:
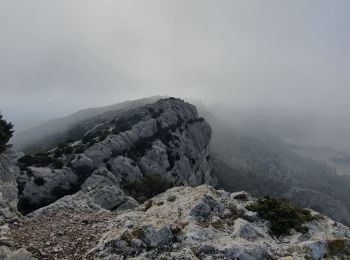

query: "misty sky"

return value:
[1, 1, 350, 131]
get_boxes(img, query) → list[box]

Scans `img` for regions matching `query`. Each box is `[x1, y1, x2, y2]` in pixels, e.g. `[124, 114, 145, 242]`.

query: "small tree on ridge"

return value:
[0, 113, 14, 153]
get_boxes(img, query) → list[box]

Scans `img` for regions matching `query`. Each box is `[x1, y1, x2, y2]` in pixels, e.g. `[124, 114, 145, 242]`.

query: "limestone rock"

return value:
[0, 246, 35, 260]
[29, 184, 138, 217]
[17, 98, 216, 214]
[70, 154, 94, 172]
[107, 156, 143, 184]
[0, 149, 23, 224]
[17, 167, 79, 215]
[89, 185, 350, 259]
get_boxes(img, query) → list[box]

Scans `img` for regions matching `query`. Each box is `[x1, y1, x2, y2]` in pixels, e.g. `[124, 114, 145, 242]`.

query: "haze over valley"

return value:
[1, 1, 350, 259]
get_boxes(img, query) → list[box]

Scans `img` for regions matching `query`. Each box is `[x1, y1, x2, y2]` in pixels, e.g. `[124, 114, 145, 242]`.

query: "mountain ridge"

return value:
[11, 96, 350, 226]
[0, 97, 349, 259]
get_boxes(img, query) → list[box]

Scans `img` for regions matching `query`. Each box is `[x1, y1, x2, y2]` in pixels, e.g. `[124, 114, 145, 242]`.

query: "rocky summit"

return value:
[89, 185, 350, 259]
[0, 98, 349, 259]
[16, 98, 215, 215]
[3, 185, 350, 259]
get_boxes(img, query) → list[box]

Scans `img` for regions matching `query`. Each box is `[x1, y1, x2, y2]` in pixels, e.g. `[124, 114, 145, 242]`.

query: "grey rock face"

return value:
[70, 154, 94, 172]
[0, 149, 23, 203]
[29, 183, 138, 217]
[0, 246, 35, 260]
[81, 167, 120, 189]
[190, 195, 225, 219]
[107, 156, 143, 184]
[89, 185, 350, 260]
[85, 185, 137, 211]
[0, 149, 23, 224]
[17, 98, 216, 214]
[134, 225, 173, 248]
[17, 167, 79, 215]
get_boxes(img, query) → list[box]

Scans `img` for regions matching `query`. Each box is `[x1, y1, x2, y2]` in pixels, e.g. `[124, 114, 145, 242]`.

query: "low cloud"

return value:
[0, 0, 349, 138]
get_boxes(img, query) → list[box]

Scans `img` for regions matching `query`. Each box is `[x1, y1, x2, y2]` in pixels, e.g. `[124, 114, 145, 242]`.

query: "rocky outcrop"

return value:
[6, 185, 350, 259]
[0, 246, 34, 260]
[29, 183, 138, 217]
[89, 185, 350, 259]
[0, 149, 22, 224]
[0, 149, 22, 203]
[16, 98, 216, 214]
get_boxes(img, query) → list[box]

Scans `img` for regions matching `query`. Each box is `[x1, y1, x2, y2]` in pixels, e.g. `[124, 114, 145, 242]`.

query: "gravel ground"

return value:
[7, 207, 115, 259]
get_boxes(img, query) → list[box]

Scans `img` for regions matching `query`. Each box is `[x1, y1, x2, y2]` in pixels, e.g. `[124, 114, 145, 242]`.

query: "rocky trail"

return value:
[7, 208, 115, 259]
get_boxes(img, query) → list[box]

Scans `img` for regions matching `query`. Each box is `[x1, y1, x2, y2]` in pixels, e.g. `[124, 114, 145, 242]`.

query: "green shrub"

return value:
[147, 107, 164, 119]
[127, 138, 154, 161]
[123, 174, 172, 202]
[34, 176, 46, 186]
[18, 154, 64, 169]
[53, 148, 63, 158]
[74, 144, 85, 154]
[111, 114, 144, 135]
[246, 195, 314, 236]
[52, 159, 64, 169]
[0, 113, 14, 153]
[81, 135, 92, 144]
[63, 146, 73, 154]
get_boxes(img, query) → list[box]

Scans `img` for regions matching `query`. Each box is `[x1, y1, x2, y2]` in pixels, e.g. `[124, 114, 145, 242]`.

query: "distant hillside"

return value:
[195, 104, 350, 226]
[15, 97, 350, 226]
[12, 96, 165, 153]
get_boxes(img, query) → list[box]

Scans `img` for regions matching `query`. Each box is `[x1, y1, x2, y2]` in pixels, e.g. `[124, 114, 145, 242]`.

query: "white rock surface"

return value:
[89, 185, 350, 259]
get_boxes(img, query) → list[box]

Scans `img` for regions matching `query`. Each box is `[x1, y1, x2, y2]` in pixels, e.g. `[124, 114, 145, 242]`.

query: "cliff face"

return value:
[0, 149, 22, 224]
[0, 149, 22, 200]
[16, 98, 216, 214]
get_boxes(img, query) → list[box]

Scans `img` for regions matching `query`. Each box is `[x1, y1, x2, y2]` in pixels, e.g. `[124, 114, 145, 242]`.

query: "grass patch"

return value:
[246, 195, 314, 236]
[326, 238, 349, 256]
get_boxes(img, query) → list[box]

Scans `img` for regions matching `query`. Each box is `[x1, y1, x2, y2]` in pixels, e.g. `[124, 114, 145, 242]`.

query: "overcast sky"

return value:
[1, 0, 349, 131]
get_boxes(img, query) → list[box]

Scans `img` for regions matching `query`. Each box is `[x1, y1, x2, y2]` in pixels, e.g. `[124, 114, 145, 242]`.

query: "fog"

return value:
[1, 1, 350, 151]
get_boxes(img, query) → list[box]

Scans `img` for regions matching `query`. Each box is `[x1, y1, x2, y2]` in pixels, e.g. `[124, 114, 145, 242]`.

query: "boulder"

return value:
[70, 154, 93, 172]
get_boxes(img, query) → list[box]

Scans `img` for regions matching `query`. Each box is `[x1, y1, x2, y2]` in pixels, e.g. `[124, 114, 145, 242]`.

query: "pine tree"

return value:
[0, 113, 14, 153]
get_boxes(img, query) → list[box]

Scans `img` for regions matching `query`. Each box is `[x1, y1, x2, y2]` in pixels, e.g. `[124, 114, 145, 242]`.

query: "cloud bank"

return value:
[0, 0, 349, 131]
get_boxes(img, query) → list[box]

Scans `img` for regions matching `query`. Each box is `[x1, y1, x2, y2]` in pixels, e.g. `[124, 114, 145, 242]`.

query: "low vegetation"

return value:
[247, 195, 314, 236]
[111, 113, 144, 135]
[123, 174, 172, 202]
[18, 154, 64, 169]
[0, 113, 14, 153]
